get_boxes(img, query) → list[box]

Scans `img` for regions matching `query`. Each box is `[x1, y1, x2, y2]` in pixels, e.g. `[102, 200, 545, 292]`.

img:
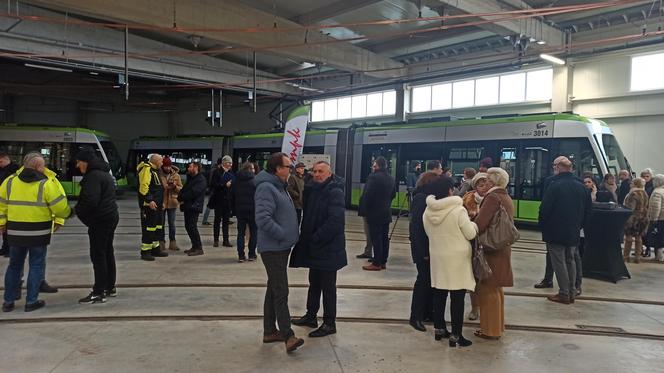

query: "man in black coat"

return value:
[290, 161, 347, 338]
[617, 169, 631, 205]
[179, 162, 207, 256]
[231, 162, 257, 262]
[74, 149, 119, 304]
[359, 157, 396, 271]
[0, 152, 20, 257]
[210, 156, 235, 247]
[539, 156, 592, 305]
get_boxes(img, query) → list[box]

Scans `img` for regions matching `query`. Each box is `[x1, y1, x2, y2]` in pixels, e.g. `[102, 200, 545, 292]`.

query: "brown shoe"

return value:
[547, 294, 571, 305]
[262, 331, 285, 343]
[186, 249, 204, 256]
[362, 263, 383, 271]
[285, 336, 304, 352]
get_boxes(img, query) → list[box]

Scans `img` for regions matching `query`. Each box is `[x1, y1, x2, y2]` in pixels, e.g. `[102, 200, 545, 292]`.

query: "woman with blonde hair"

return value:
[623, 177, 649, 263]
[647, 174, 664, 261]
[474, 167, 514, 340]
[462, 172, 489, 321]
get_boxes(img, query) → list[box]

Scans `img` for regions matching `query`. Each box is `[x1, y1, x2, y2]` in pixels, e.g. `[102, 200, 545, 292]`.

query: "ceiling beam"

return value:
[24, 0, 405, 78]
[431, 0, 564, 47]
[292, 0, 382, 25]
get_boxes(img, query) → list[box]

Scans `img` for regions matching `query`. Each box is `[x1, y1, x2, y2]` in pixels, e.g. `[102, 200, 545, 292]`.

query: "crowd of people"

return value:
[2, 148, 664, 353]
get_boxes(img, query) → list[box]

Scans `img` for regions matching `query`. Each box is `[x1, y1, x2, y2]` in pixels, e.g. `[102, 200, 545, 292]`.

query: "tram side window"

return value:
[0, 141, 73, 180]
[499, 146, 517, 197]
[602, 134, 629, 176]
[446, 145, 485, 176]
[360, 144, 398, 183]
[555, 138, 601, 180]
[399, 142, 444, 186]
[517, 142, 551, 200]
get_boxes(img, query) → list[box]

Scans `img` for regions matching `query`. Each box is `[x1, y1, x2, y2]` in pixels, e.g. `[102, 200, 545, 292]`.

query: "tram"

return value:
[0, 124, 127, 196]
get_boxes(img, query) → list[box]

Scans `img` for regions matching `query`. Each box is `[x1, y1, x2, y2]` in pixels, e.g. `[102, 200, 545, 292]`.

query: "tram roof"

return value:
[0, 123, 111, 138]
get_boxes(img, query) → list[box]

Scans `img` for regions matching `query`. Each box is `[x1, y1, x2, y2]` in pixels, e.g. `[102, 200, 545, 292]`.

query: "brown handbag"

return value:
[478, 203, 520, 252]
[471, 239, 492, 281]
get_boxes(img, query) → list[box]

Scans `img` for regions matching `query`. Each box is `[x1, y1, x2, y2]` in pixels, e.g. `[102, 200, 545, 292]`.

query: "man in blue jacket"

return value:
[290, 161, 347, 338]
[255, 152, 304, 353]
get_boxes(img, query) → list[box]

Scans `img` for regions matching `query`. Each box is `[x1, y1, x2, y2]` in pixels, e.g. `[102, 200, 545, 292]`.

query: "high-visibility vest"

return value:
[137, 161, 163, 207]
[0, 167, 71, 246]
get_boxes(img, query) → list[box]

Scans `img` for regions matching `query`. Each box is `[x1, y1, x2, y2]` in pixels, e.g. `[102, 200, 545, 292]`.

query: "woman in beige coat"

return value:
[623, 178, 649, 263]
[424, 176, 477, 347]
[474, 167, 514, 340]
[647, 174, 664, 261]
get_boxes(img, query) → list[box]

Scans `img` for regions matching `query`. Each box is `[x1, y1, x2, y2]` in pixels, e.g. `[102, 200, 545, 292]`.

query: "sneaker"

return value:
[238, 257, 246, 263]
[24, 300, 45, 312]
[79, 293, 107, 304]
[534, 280, 553, 289]
[105, 288, 117, 298]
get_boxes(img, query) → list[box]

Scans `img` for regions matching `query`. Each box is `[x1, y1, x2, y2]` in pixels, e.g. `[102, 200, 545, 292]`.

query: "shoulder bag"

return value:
[478, 202, 520, 252]
[471, 239, 492, 281]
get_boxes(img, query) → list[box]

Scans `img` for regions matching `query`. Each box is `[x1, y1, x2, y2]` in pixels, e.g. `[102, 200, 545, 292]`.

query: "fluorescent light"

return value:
[536, 40, 547, 45]
[24, 63, 73, 73]
[540, 54, 565, 65]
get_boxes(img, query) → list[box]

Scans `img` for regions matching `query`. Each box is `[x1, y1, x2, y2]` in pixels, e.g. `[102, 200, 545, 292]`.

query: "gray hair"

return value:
[641, 168, 653, 177]
[23, 152, 45, 169]
[487, 167, 510, 188]
[652, 174, 664, 188]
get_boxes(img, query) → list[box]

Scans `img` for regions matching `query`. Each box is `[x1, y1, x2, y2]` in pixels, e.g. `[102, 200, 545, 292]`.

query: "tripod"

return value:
[389, 189, 411, 241]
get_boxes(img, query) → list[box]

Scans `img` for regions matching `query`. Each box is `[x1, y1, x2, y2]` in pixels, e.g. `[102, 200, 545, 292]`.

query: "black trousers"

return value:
[213, 204, 231, 243]
[141, 206, 164, 251]
[184, 210, 202, 249]
[0, 231, 8, 253]
[295, 209, 302, 225]
[368, 222, 390, 265]
[433, 288, 466, 336]
[261, 250, 294, 339]
[88, 217, 118, 295]
[410, 260, 433, 321]
[306, 269, 338, 325]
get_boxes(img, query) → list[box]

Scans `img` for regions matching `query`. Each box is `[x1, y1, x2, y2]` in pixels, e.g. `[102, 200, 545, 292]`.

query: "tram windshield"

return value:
[100, 140, 124, 179]
[602, 134, 629, 176]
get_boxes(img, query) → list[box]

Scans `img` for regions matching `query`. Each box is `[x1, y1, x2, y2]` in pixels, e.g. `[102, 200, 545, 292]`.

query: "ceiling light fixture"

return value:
[536, 40, 547, 45]
[540, 53, 565, 65]
[24, 63, 73, 73]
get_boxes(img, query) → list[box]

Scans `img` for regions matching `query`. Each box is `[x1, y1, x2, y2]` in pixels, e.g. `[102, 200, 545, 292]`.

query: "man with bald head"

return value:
[539, 156, 592, 305]
[1, 152, 71, 312]
[137, 154, 169, 261]
[290, 161, 347, 337]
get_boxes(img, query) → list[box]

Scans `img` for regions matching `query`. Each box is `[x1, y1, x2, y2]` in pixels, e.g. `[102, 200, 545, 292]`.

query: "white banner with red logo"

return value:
[281, 105, 310, 162]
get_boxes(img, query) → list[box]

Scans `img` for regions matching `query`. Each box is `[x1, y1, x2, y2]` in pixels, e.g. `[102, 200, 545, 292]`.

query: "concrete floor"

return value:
[1, 195, 664, 372]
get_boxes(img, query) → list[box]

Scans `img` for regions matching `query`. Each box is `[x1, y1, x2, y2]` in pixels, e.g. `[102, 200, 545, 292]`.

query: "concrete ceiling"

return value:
[0, 0, 661, 99]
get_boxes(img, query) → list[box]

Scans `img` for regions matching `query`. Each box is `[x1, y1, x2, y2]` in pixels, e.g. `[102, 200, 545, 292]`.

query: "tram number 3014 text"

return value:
[533, 129, 549, 137]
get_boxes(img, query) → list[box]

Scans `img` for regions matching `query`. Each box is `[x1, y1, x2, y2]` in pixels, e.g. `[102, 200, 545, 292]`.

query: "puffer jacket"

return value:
[648, 187, 664, 222]
[290, 175, 347, 271]
[254, 170, 299, 253]
[158, 166, 182, 209]
[232, 170, 256, 219]
[75, 159, 118, 226]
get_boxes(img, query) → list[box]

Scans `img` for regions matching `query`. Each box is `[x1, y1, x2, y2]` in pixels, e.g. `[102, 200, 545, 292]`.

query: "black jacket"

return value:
[209, 168, 235, 209]
[178, 172, 207, 213]
[358, 170, 396, 225]
[539, 172, 592, 246]
[0, 162, 19, 185]
[617, 179, 631, 205]
[646, 180, 654, 197]
[231, 170, 256, 219]
[290, 175, 347, 272]
[409, 184, 436, 263]
[75, 160, 118, 226]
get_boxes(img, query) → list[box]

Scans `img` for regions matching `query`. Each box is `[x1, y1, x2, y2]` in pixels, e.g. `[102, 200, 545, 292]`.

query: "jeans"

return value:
[548, 243, 577, 298]
[236, 216, 257, 259]
[4, 246, 46, 305]
[433, 288, 466, 336]
[161, 208, 177, 241]
[368, 222, 390, 265]
[261, 250, 294, 339]
[202, 206, 211, 224]
[213, 205, 231, 243]
[306, 269, 337, 325]
[89, 218, 118, 295]
[184, 211, 202, 249]
[410, 260, 433, 321]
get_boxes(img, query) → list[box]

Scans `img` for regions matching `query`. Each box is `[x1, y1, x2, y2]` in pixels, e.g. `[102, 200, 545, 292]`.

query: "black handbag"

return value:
[645, 221, 664, 248]
[471, 239, 492, 281]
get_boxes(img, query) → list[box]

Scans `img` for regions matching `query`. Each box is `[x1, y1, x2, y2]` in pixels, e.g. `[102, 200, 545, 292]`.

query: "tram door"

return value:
[516, 140, 551, 221]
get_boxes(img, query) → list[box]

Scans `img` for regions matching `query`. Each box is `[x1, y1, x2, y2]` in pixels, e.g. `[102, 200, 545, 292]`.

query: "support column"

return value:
[551, 65, 573, 113]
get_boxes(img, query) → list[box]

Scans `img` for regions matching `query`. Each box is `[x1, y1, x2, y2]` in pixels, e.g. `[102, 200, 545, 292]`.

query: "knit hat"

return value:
[162, 156, 172, 167]
[221, 155, 233, 164]
[295, 162, 306, 169]
[75, 148, 98, 163]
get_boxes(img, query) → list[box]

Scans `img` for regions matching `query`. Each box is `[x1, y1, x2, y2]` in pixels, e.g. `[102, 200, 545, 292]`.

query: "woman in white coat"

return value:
[424, 176, 478, 347]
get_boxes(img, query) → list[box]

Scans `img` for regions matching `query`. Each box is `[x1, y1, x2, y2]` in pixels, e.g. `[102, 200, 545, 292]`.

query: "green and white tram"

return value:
[230, 113, 630, 223]
[0, 124, 127, 196]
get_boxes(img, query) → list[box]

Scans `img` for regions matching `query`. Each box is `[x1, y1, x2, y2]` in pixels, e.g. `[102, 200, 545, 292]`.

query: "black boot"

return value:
[40, 281, 58, 293]
[222, 240, 233, 247]
[449, 334, 472, 347]
[409, 319, 426, 332]
[291, 314, 318, 328]
[151, 247, 169, 257]
[141, 251, 155, 261]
